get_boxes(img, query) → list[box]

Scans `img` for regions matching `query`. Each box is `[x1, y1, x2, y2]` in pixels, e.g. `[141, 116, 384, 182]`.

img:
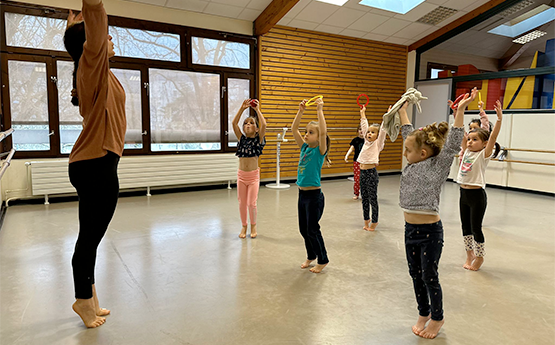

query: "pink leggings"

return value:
[237, 168, 260, 226]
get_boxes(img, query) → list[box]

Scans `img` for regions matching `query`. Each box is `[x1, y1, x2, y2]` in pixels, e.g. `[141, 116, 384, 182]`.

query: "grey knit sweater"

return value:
[399, 124, 464, 213]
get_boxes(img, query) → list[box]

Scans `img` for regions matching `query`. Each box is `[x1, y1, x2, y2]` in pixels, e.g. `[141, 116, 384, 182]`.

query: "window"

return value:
[8, 60, 50, 151]
[111, 69, 143, 149]
[109, 27, 180, 62]
[227, 78, 251, 147]
[192, 37, 250, 69]
[5, 13, 66, 51]
[149, 69, 221, 151]
[57, 60, 82, 154]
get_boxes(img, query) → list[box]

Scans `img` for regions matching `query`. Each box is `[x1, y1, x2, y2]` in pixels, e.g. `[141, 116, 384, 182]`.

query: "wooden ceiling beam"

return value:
[254, 0, 299, 36]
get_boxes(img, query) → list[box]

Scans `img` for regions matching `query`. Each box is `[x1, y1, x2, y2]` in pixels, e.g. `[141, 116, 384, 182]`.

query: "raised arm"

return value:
[399, 101, 410, 126]
[292, 99, 307, 148]
[479, 107, 490, 131]
[360, 105, 368, 138]
[461, 132, 468, 152]
[377, 123, 387, 152]
[485, 100, 502, 157]
[84, 0, 102, 5]
[454, 87, 478, 128]
[315, 98, 327, 155]
[252, 100, 267, 139]
[232, 99, 250, 140]
[82, 0, 107, 53]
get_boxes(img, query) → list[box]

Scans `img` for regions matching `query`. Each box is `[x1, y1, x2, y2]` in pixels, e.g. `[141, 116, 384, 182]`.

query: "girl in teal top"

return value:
[291, 97, 331, 274]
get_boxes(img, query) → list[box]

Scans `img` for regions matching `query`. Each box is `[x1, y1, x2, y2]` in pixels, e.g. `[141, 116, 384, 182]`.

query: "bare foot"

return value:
[463, 250, 476, 270]
[92, 285, 110, 316]
[412, 314, 430, 335]
[250, 224, 257, 238]
[300, 259, 315, 269]
[419, 319, 444, 339]
[310, 263, 328, 273]
[73, 298, 106, 328]
[239, 226, 247, 239]
[352, 195, 358, 200]
[469, 257, 484, 271]
[363, 220, 371, 231]
[369, 222, 378, 231]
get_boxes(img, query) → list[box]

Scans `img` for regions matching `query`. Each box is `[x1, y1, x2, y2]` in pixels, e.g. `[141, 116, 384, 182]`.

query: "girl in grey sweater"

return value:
[399, 87, 478, 339]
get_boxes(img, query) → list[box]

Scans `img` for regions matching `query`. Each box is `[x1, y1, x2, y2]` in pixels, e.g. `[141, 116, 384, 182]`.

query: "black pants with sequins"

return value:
[405, 221, 444, 321]
[360, 168, 379, 222]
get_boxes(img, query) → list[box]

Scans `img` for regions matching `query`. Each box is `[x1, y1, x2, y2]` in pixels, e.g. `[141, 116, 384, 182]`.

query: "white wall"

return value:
[449, 112, 555, 193]
[16, 0, 253, 35]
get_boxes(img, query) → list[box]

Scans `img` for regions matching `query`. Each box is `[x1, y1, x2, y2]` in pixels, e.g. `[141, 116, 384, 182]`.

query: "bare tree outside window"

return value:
[227, 79, 250, 147]
[110, 27, 180, 62]
[8, 61, 50, 151]
[149, 69, 220, 151]
[5, 13, 66, 51]
[111, 69, 143, 149]
[192, 37, 249, 69]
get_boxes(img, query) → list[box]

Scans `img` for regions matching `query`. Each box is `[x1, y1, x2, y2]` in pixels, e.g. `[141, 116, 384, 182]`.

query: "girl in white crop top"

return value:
[456, 100, 503, 272]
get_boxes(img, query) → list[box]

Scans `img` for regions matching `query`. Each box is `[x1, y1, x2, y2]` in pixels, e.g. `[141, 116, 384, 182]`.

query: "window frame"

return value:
[0, 1, 257, 158]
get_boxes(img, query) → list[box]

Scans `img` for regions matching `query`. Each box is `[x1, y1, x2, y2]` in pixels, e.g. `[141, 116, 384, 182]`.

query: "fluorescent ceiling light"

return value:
[316, 0, 349, 5]
[358, 0, 425, 14]
[488, 7, 555, 38]
[512, 30, 547, 44]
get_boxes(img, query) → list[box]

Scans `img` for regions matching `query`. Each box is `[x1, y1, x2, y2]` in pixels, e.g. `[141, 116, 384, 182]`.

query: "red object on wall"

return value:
[486, 78, 503, 109]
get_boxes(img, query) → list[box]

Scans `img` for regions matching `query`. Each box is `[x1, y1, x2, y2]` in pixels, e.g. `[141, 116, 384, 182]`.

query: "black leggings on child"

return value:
[298, 189, 328, 265]
[405, 221, 444, 321]
[69, 152, 120, 299]
[360, 168, 379, 223]
[459, 187, 487, 243]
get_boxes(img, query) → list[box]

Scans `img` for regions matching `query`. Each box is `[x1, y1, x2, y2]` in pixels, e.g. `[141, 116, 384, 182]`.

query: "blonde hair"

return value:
[307, 121, 332, 166]
[408, 122, 449, 157]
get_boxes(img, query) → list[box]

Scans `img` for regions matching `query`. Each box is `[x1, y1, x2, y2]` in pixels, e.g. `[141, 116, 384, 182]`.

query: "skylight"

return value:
[488, 6, 555, 38]
[358, 0, 425, 14]
[316, 0, 349, 5]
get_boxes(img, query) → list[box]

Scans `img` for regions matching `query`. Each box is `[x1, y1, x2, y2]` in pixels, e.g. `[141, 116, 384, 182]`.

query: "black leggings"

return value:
[298, 189, 328, 265]
[360, 168, 379, 223]
[69, 152, 120, 299]
[459, 188, 487, 243]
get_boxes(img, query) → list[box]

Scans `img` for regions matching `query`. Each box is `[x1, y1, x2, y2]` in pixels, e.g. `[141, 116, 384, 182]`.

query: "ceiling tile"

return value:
[393, 22, 432, 39]
[166, 0, 209, 12]
[283, 0, 312, 19]
[278, 17, 293, 26]
[435, 9, 467, 26]
[322, 7, 365, 28]
[441, 0, 477, 11]
[340, 28, 367, 38]
[385, 36, 409, 45]
[246, 0, 273, 11]
[211, 0, 251, 7]
[425, 0, 448, 5]
[315, 24, 345, 35]
[296, 2, 340, 24]
[237, 8, 261, 21]
[368, 7, 397, 17]
[363, 32, 389, 41]
[394, 2, 438, 22]
[342, 0, 372, 12]
[371, 18, 411, 36]
[203, 2, 244, 18]
[287, 19, 319, 30]
[347, 12, 389, 31]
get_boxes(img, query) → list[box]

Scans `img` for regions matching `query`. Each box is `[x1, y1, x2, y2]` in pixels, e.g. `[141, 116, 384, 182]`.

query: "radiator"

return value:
[30, 153, 238, 198]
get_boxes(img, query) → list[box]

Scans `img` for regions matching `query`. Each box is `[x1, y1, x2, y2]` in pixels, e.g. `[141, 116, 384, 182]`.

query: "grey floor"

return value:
[0, 176, 554, 345]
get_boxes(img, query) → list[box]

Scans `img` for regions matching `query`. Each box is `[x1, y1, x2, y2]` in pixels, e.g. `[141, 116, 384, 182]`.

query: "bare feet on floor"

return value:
[73, 298, 106, 328]
[92, 285, 110, 316]
[469, 257, 484, 271]
[300, 259, 315, 269]
[463, 250, 476, 270]
[250, 224, 257, 238]
[352, 195, 358, 200]
[310, 263, 328, 273]
[369, 222, 378, 231]
[419, 319, 444, 339]
[412, 314, 430, 335]
[239, 226, 247, 239]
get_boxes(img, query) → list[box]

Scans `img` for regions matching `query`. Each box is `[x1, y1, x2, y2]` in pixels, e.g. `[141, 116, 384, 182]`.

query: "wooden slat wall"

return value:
[258, 26, 408, 180]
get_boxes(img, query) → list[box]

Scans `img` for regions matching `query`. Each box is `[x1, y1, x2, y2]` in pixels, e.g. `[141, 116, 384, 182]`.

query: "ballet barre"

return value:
[266, 127, 290, 189]
[0, 129, 14, 143]
[498, 159, 555, 166]
[0, 148, 16, 180]
[502, 148, 555, 154]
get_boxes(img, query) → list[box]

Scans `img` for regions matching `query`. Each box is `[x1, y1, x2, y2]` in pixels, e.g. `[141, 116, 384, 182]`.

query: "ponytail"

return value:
[324, 135, 331, 167]
[64, 21, 85, 107]
[71, 61, 79, 106]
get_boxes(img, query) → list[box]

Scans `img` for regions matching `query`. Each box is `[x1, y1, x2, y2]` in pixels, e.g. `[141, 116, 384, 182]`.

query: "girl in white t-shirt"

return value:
[456, 100, 503, 271]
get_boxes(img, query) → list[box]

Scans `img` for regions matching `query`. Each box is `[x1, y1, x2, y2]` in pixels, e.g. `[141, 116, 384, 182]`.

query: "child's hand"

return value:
[251, 99, 260, 110]
[459, 87, 478, 109]
[241, 99, 251, 110]
[463, 132, 468, 141]
[494, 100, 503, 121]
[344, 156, 349, 163]
[299, 99, 307, 111]
[67, 9, 83, 29]
[478, 100, 484, 109]
[360, 105, 366, 115]
[387, 105, 392, 112]
[315, 97, 324, 108]
[447, 100, 454, 109]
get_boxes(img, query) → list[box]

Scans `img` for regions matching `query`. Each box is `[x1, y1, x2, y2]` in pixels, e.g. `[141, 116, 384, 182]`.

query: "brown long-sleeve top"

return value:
[69, 1, 126, 164]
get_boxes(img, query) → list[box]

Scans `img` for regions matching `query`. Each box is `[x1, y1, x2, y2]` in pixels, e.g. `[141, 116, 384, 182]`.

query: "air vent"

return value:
[498, 0, 535, 17]
[513, 30, 547, 44]
[416, 6, 458, 25]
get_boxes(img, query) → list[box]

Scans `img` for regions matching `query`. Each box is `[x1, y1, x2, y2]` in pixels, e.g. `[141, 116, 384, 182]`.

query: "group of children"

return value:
[232, 87, 502, 339]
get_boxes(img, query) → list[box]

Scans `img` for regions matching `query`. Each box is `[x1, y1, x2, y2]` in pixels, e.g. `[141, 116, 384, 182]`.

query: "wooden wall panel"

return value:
[259, 26, 407, 180]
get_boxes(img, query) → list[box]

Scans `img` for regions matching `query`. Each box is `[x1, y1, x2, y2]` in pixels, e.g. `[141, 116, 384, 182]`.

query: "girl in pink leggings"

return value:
[232, 99, 267, 238]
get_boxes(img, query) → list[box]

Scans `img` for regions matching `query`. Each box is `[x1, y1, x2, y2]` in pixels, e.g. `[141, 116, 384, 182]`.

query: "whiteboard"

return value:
[414, 79, 452, 129]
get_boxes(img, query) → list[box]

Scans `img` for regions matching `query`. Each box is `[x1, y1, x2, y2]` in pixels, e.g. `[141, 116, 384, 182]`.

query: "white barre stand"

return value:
[266, 127, 290, 189]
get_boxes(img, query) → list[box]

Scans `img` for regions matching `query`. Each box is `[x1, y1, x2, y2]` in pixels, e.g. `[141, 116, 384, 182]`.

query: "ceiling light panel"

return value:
[416, 6, 458, 25]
